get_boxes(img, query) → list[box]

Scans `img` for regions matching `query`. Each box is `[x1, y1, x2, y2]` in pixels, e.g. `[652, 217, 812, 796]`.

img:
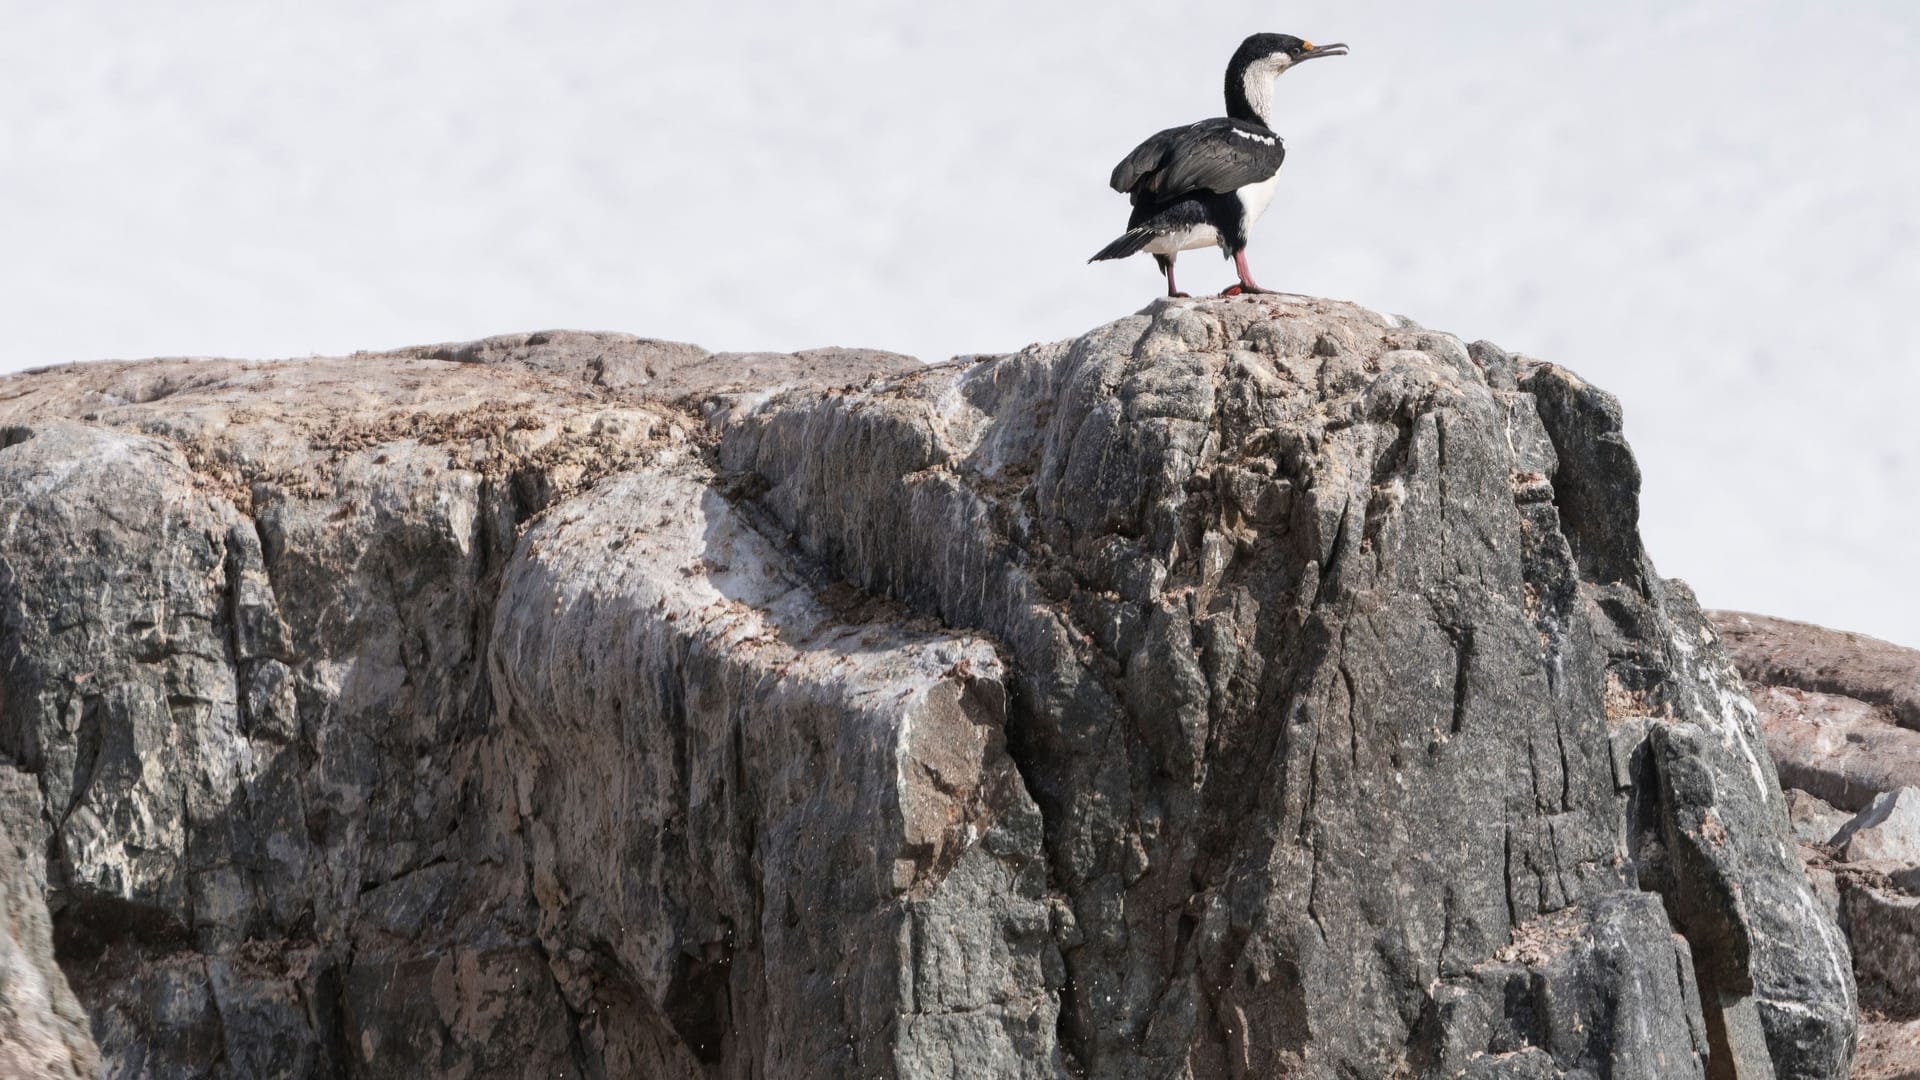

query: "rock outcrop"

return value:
[1712, 612, 1920, 1078]
[0, 304, 1862, 1077]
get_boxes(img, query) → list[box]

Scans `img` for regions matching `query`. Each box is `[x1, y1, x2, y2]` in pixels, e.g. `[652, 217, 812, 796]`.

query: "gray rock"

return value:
[1802, 864, 1845, 941]
[1446, 893, 1710, 1079]
[1786, 789, 1853, 847]
[721, 296, 1854, 1077]
[0, 803, 100, 1079]
[489, 464, 1066, 1078]
[1834, 788, 1920, 868]
[1645, 720, 1854, 1078]
[0, 338, 915, 1077]
[0, 298, 1859, 1077]
[1842, 878, 1920, 1019]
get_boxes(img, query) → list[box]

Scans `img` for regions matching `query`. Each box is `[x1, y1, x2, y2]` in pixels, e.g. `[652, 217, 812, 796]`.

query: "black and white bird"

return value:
[1090, 34, 1347, 297]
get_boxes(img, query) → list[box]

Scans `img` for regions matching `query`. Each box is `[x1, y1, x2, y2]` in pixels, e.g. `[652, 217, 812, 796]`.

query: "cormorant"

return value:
[1090, 34, 1347, 297]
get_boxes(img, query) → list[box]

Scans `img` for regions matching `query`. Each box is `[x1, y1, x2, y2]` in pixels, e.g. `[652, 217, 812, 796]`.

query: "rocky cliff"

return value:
[0, 299, 1871, 1077]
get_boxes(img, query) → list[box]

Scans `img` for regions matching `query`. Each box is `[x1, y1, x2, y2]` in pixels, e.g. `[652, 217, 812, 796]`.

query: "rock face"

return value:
[0, 304, 1860, 1077]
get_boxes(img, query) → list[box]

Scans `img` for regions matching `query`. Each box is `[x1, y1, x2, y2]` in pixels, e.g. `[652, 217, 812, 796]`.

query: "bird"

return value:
[1090, 34, 1347, 298]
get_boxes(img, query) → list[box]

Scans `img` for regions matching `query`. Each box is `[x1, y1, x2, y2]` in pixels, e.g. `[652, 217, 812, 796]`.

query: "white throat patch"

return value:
[1239, 55, 1291, 129]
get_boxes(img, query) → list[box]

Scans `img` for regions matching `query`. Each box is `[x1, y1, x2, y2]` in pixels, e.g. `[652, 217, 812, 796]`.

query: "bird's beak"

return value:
[1296, 42, 1349, 62]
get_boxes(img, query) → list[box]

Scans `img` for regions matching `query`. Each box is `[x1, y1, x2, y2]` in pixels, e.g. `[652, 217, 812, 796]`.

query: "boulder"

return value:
[1834, 789, 1920, 868]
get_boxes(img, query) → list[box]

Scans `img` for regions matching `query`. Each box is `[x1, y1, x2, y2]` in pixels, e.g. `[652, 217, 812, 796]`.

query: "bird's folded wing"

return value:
[1109, 119, 1286, 206]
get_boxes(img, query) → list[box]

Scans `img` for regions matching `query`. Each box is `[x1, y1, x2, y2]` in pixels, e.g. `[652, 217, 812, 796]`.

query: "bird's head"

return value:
[1225, 33, 1347, 126]
[1234, 33, 1349, 76]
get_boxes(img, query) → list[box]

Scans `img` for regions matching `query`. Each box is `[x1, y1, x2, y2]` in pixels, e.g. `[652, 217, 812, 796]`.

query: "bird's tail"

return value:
[1088, 227, 1158, 263]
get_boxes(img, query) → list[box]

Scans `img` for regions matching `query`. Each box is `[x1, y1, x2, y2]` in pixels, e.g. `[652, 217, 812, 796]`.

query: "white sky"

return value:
[4, 1, 1917, 646]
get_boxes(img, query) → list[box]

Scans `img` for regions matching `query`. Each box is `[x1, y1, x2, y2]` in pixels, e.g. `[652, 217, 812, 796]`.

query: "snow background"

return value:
[4, 1, 1916, 645]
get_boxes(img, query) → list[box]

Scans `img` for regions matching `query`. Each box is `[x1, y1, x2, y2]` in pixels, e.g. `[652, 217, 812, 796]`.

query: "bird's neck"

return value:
[1225, 67, 1278, 129]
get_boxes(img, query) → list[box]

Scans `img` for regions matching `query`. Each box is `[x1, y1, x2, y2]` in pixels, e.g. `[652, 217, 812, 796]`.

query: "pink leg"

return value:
[1157, 256, 1189, 298]
[1220, 249, 1280, 296]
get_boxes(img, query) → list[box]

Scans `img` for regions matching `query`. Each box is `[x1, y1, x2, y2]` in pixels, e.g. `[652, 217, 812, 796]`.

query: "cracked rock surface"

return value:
[0, 304, 1861, 1077]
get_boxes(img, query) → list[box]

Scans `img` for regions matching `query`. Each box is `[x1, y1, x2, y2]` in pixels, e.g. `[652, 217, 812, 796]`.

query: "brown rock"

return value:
[1740, 686, 1920, 812]
[1853, 1016, 1920, 1080]
[1711, 611, 1920, 732]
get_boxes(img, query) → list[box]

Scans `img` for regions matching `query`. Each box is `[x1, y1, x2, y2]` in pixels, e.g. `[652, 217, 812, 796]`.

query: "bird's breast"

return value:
[1235, 172, 1283, 228]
